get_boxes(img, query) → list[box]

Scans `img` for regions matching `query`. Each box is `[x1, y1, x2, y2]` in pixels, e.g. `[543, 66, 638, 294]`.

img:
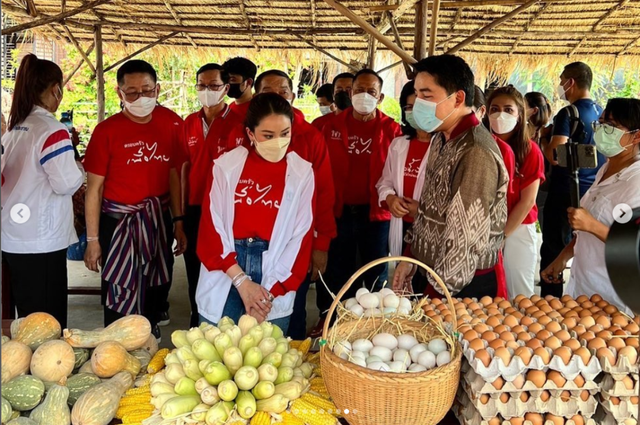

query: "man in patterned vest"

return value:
[393, 54, 509, 299]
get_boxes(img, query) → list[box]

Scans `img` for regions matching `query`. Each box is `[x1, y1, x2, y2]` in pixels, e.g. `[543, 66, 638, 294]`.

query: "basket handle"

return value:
[321, 256, 458, 341]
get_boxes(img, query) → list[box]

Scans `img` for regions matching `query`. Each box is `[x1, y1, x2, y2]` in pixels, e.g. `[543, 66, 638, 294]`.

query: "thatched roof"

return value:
[2, 0, 639, 65]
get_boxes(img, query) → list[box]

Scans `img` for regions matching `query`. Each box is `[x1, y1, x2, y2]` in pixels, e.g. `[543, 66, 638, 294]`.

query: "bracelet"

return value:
[231, 271, 245, 284]
[233, 275, 251, 288]
[86, 236, 99, 242]
[172, 215, 186, 223]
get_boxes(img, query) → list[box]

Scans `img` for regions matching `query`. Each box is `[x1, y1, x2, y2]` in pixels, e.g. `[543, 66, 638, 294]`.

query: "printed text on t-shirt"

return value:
[235, 178, 281, 209]
[126, 141, 171, 165]
[404, 158, 422, 179]
[348, 135, 373, 155]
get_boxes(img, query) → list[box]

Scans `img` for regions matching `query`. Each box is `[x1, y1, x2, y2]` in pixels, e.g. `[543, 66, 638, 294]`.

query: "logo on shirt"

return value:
[188, 136, 198, 147]
[348, 136, 372, 155]
[404, 158, 422, 179]
[331, 130, 342, 140]
[235, 178, 281, 209]
[126, 141, 170, 165]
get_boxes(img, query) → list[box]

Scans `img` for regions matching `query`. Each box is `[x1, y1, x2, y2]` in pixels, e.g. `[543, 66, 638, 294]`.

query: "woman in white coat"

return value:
[196, 93, 316, 333]
[376, 80, 431, 257]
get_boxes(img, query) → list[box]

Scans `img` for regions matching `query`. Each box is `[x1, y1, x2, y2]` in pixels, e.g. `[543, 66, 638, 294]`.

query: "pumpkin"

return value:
[71, 372, 133, 425]
[66, 374, 102, 406]
[1, 341, 32, 383]
[63, 315, 151, 351]
[2, 375, 45, 411]
[30, 340, 75, 383]
[30, 384, 70, 425]
[14, 313, 61, 350]
[2, 397, 13, 424]
[90, 341, 141, 378]
[72, 349, 90, 371]
[7, 418, 38, 425]
[141, 333, 159, 357]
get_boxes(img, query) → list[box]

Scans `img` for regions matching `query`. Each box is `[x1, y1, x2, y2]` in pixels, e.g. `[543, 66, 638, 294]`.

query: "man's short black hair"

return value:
[562, 62, 593, 91]
[196, 63, 229, 84]
[316, 83, 334, 103]
[473, 85, 486, 110]
[332, 72, 354, 86]
[353, 69, 383, 88]
[413, 54, 475, 107]
[117, 59, 157, 86]
[254, 70, 293, 92]
[222, 57, 257, 82]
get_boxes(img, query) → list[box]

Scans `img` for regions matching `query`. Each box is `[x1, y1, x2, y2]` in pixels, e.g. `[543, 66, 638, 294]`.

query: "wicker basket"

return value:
[320, 256, 462, 425]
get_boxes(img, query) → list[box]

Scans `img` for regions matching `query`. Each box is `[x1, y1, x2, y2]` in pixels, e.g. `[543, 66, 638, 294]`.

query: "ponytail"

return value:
[9, 54, 63, 130]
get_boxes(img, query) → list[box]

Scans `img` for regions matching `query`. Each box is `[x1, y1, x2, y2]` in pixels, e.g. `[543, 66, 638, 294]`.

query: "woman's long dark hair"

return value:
[487, 85, 532, 171]
[524, 91, 552, 142]
[9, 54, 63, 130]
[245, 92, 293, 133]
[399, 80, 417, 138]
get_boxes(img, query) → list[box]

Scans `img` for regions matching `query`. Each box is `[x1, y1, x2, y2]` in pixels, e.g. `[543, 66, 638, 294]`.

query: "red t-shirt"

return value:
[229, 101, 250, 119]
[311, 113, 333, 132]
[402, 138, 430, 223]
[343, 113, 376, 205]
[233, 149, 287, 241]
[509, 140, 545, 224]
[84, 110, 181, 205]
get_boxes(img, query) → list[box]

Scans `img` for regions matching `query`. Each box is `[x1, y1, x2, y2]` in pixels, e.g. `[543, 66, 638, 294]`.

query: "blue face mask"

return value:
[594, 124, 632, 158]
[405, 111, 418, 130]
[412, 93, 456, 133]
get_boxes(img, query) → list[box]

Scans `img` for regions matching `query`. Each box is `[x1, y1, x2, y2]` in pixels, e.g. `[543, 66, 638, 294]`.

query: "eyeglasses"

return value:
[402, 105, 414, 112]
[195, 83, 226, 92]
[119, 86, 157, 102]
[592, 122, 618, 135]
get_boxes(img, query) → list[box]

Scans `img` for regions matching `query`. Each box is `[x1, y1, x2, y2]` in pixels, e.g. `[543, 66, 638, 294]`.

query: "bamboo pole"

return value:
[95, 25, 105, 123]
[1, 0, 112, 35]
[377, 60, 403, 73]
[323, 0, 417, 64]
[367, 35, 378, 68]
[429, 0, 441, 56]
[63, 42, 95, 86]
[388, 13, 414, 78]
[295, 35, 360, 72]
[446, 0, 540, 54]
[413, 0, 428, 59]
[62, 25, 96, 73]
[102, 32, 180, 73]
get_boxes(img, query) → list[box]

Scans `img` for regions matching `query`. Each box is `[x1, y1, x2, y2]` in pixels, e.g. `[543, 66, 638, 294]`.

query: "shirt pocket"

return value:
[585, 191, 614, 226]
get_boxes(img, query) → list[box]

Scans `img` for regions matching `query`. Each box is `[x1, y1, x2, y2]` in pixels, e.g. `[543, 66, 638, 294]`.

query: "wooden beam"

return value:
[25, 0, 37, 16]
[1, 0, 112, 35]
[429, 0, 441, 56]
[375, 0, 560, 7]
[388, 13, 414, 78]
[446, 0, 540, 54]
[295, 35, 360, 72]
[323, 0, 417, 64]
[238, 0, 259, 50]
[367, 35, 378, 68]
[377, 60, 403, 73]
[509, 3, 550, 54]
[618, 34, 640, 56]
[161, 0, 197, 48]
[63, 42, 94, 86]
[95, 25, 105, 123]
[375, 0, 421, 34]
[62, 25, 96, 73]
[593, 0, 629, 31]
[568, 36, 587, 56]
[61, 0, 66, 12]
[450, 7, 462, 31]
[103, 32, 180, 73]
[413, 0, 428, 60]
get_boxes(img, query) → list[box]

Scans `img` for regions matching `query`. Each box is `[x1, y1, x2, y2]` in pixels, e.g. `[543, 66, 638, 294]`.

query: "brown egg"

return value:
[512, 311, 525, 320]
[548, 370, 567, 387]
[482, 331, 498, 343]
[595, 329, 612, 340]
[510, 418, 525, 425]
[492, 376, 505, 390]
[480, 296, 493, 307]
[565, 339, 581, 351]
[574, 347, 592, 364]
[521, 316, 535, 327]
[589, 325, 605, 334]
[529, 323, 544, 334]
[514, 294, 526, 304]
[587, 337, 607, 351]
[525, 413, 543, 425]
[604, 305, 620, 315]
[622, 376, 635, 390]
[581, 301, 594, 309]
[499, 392, 510, 403]
[608, 337, 627, 351]
[611, 396, 621, 406]
[511, 325, 526, 334]
[546, 321, 562, 333]
[574, 374, 586, 388]
[570, 415, 585, 425]
[565, 310, 580, 318]
[613, 315, 630, 327]
[634, 316, 639, 325]
[560, 390, 572, 402]
[589, 306, 602, 314]
[519, 298, 534, 309]
[573, 325, 587, 336]
[479, 394, 490, 404]
[579, 316, 596, 328]
[627, 338, 639, 348]
[518, 332, 532, 343]
[515, 346, 533, 365]
[581, 331, 596, 343]
[494, 325, 510, 334]
[503, 315, 519, 329]
[520, 392, 530, 402]
[488, 418, 501, 425]
[527, 370, 547, 388]
[506, 340, 520, 351]
[538, 315, 553, 325]
[540, 305, 554, 315]
[474, 323, 490, 334]
[486, 316, 502, 328]
[550, 299, 563, 310]
[591, 294, 603, 303]
[562, 317, 578, 330]
[554, 347, 573, 365]
[505, 307, 518, 315]
[475, 349, 492, 367]
[597, 347, 617, 366]
[498, 299, 512, 309]
[619, 346, 639, 364]
[545, 336, 562, 350]
[631, 396, 638, 405]
[555, 330, 572, 343]
[548, 311, 563, 320]
[561, 294, 574, 303]
[533, 310, 548, 320]
[596, 299, 610, 309]
[469, 338, 486, 352]
[576, 295, 590, 304]
[512, 374, 526, 389]
[500, 331, 516, 343]
[579, 309, 593, 319]
[469, 302, 481, 311]
[489, 339, 506, 350]
[540, 390, 551, 402]
[536, 299, 550, 308]
[546, 413, 565, 425]
[559, 307, 572, 316]
[463, 329, 479, 342]
[495, 347, 512, 366]
[565, 299, 579, 309]
[580, 390, 590, 401]
[526, 338, 544, 350]
[625, 322, 639, 334]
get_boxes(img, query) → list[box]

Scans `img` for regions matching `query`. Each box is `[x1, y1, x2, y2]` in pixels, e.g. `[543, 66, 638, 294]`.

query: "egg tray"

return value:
[454, 390, 597, 425]
[461, 340, 602, 382]
[595, 406, 639, 425]
[600, 373, 640, 397]
[458, 382, 598, 419]
[599, 394, 640, 420]
[599, 350, 640, 378]
[464, 366, 600, 397]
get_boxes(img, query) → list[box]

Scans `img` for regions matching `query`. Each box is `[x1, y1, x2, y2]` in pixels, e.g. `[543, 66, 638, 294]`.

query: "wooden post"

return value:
[367, 36, 377, 69]
[295, 35, 360, 72]
[63, 42, 95, 86]
[103, 32, 179, 74]
[413, 0, 428, 60]
[95, 25, 105, 123]
[62, 26, 96, 73]
[429, 0, 441, 56]
[388, 13, 414, 78]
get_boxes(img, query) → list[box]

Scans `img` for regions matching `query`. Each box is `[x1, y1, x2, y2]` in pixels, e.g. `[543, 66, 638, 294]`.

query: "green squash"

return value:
[72, 349, 90, 372]
[2, 397, 13, 424]
[30, 385, 70, 425]
[2, 376, 45, 411]
[7, 418, 37, 425]
[65, 373, 101, 406]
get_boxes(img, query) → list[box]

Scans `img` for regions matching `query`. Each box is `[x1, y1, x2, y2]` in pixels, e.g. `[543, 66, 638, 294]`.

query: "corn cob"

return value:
[124, 385, 151, 396]
[290, 399, 338, 425]
[309, 378, 328, 395]
[306, 352, 320, 364]
[250, 411, 272, 425]
[280, 411, 305, 425]
[147, 348, 170, 373]
[301, 393, 338, 415]
[297, 338, 312, 356]
[116, 404, 154, 420]
[121, 407, 155, 424]
[117, 393, 151, 408]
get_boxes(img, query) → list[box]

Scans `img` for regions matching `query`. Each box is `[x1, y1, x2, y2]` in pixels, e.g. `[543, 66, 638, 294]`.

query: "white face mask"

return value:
[124, 96, 156, 118]
[319, 105, 333, 116]
[197, 88, 225, 108]
[556, 82, 569, 101]
[253, 137, 291, 163]
[489, 112, 519, 135]
[352, 92, 379, 115]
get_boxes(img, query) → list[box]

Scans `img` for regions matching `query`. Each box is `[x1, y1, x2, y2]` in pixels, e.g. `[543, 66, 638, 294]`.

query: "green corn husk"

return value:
[274, 367, 294, 385]
[236, 391, 257, 419]
[234, 366, 259, 391]
[217, 379, 238, 402]
[244, 347, 264, 369]
[223, 346, 243, 376]
[258, 338, 277, 357]
[251, 381, 275, 400]
[203, 361, 231, 386]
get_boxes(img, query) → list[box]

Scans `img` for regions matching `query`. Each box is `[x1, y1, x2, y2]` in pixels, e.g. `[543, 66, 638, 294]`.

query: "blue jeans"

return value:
[198, 238, 291, 334]
[289, 275, 311, 339]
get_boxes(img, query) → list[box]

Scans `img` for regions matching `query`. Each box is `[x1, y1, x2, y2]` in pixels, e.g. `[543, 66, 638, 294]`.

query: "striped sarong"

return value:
[102, 195, 171, 315]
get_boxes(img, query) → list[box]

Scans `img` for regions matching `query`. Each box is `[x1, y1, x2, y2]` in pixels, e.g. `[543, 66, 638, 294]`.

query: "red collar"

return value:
[449, 112, 479, 140]
[197, 103, 230, 121]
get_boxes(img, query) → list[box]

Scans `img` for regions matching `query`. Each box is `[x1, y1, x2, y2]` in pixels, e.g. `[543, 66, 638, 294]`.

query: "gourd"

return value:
[2, 335, 10, 345]
[72, 349, 90, 371]
[66, 373, 101, 406]
[2, 397, 13, 424]
[90, 341, 141, 378]
[129, 349, 152, 372]
[30, 340, 75, 383]
[7, 418, 38, 425]
[30, 385, 70, 425]
[1, 341, 32, 383]
[71, 371, 133, 425]
[10, 318, 24, 339]
[13, 313, 61, 350]
[141, 334, 159, 357]
[2, 375, 45, 411]
[77, 361, 93, 375]
[63, 315, 151, 351]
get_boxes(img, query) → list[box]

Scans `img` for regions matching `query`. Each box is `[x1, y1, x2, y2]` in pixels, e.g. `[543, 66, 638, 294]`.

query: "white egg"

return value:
[397, 307, 411, 315]
[393, 349, 412, 367]
[355, 287, 370, 301]
[388, 361, 407, 373]
[352, 339, 374, 353]
[348, 304, 364, 317]
[351, 357, 367, 368]
[333, 340, 352, 357]
[436, 351, 451, 367]
[428, 338, 448, 355]
[383, 294, 400, 309]
[397, 334, 419, 351]
[366, 355, 382, 364]
[367, 361, 390, 372]
[408, 364, 427, 373]
[369, 346, 393, 362]
[344, 298, 359, 309]
[379, 287, 395, 297]
[376, 292, 385, 308]
[358, 293, 380, 309]
[351, 350, 367, 360]
[363, 308, 381, 317]
[372, 333, 398, 350]
[383, 307, 397, 317]
[410, 344, 428, 363]
[418, 350, 437, 369]
[398, 297, 412, 311]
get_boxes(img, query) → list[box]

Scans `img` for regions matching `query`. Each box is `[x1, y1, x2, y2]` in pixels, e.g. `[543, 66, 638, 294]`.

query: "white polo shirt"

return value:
[566, 158, 640, 315]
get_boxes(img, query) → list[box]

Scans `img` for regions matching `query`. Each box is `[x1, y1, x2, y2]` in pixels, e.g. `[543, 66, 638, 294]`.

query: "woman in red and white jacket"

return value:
[1, 54, 84, 328]
[196, 93, 315, 333]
